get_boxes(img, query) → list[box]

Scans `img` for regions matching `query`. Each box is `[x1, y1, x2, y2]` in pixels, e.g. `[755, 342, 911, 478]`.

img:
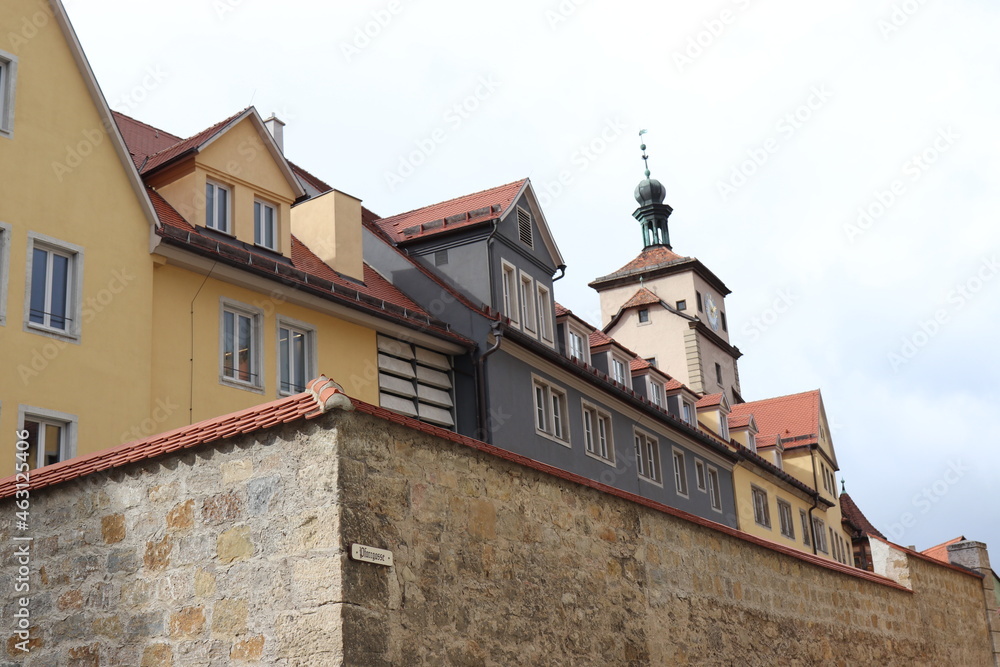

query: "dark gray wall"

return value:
[485, 347, 738, 527]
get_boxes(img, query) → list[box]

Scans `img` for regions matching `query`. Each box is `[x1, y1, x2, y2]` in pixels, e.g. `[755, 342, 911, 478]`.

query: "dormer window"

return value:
[748, 432, 757, 452]
[719, 415, 730, 441]
[682, 401, 696, 426]
[638, 309, 650, 323]
[612, 358, 627, 385]
[206, 180, 231, 233]
[569, 330, 586, 362]
[254, 199, 277, 250]
[649, 380, 664, 407]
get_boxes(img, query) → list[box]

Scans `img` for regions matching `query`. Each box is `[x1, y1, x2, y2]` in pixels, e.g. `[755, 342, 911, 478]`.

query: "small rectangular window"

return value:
[682, 402, 696, 426]
[254, 200, 277, 250]
[206, 181, 231, 233]
[638, 309, 649, 323]
[707, 466, 722, 511]
[777, 499, 795, 539]
[532, 377, 569, 444]
[719, 415, 730, 441]
[569, 330, 586, 362]
[720, 311, 728, 332]
[0, 49, 17, 138]
[649, 381, 663, 407]
[695, 460, 706, 491]
[220, 300, 263, 390]
[715, 362, 723, 385]
[634, 430, 660, 483]
[696, 291, 703, 312]
[672, 449, 688, 496]
[752, 486, 770, 528]
[19, 408, 76, 469]
[813, 517, 828, 553]
[800, 510, 811, 547]
[612, 358, 627, 385]
[676, 299, 687, 311]
[25, 234, 84, 340]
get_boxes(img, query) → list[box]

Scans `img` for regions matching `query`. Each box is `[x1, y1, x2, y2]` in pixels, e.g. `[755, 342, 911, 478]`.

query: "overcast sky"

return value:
[65, 0, 999, 555]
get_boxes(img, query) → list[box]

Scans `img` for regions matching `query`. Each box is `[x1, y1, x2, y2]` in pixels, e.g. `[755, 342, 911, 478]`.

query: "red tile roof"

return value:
[840, 493, 887, 540]
[149, 189, 466, 343]
[374, 179, 526, 244]
[0, 379, 911, 591]
[621, 287, 662, 310]
[289, 161, 334, 194]
[589, 329, 614, 348]
[605, 245, 689, 278]
[0, 377, 349, 499]
[727, 413, 754, 429]
[113, 111, 183, 169]
[729, 390, 820, 443]
[696, 393, 724, 408]
[920, 536, 964, 563]
[554, 302, 571, 317]
[629, 357, 652, 372]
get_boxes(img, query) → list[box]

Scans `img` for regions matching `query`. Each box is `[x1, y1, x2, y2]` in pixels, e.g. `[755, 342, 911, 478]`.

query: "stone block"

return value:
[222, 458, 254, 485]
[169, 606, 205, 638]
[212, 598, 248, 637]
[217, 526, 253, 564]
[143, 535, 172, 571]
[101, 513, 126, 544]
[140, 643, 172, 667]
[231, 635, 265, 660]
[166, 499, 194, 531]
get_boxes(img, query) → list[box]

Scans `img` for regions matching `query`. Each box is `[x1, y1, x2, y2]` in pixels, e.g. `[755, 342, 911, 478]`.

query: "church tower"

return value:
[588, 132, 743, 402]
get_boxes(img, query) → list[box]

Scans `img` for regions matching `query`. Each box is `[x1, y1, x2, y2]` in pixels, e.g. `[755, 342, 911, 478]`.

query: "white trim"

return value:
[695, 459, 707, 492]
[23, 232, 85, 343]
[581, 399, 615, 466]
[17, 405, 78, 469]
[206, 179, 233, 234]
[500, 259, 519, 328]
[518, 270, 536, 336]
[0, 222, 11, 325]
[633, 427, 662, 486]
[504, 180, 565, 267]
[531, 374, 570, 447]
[706, 465, 723, 513]
[535, 282, 553, 345]
[275, 315, 317, 396]
[254, 198, 279, 251]
[672, 447, 689, 498]
[566, 322, 591, 365]
[0, 48, 18, 140]
[219, 297, 265, 393]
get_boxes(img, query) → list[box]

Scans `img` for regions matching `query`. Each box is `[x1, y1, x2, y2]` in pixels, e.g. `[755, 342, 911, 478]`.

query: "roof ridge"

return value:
[111, 110, 184, 142]
[379, 177, 527, 222]
[143, 107, 251, 164]
[734, 388, 821, 407]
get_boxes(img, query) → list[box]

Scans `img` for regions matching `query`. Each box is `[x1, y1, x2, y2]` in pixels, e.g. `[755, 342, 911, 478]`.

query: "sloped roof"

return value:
[920, 536, 965, 563]
[589, 329, 614, 348]
[727, 412, 754, 429]
[609, 245, 689, 276]
[697, 393, 724, 408]
[148, 190, 468, 345]
[729, 390, 821, 448]
[622, 287, 662, 310]
[840, 493, 887, 540]
[374, 179, 526, 244]
[113, 108, 247, 173]
[630, 357, 652, 372]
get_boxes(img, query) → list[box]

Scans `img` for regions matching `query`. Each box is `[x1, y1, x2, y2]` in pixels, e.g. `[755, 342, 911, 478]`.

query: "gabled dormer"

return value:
[629, 358, 672, 410]
[665, 379, 701, 427]
[728, 412, 759, 452]
[696, 392, 732, 442]
[588, 329, 636, 388]
[555, 304, 593, 365]
[119, 108, 307, 265]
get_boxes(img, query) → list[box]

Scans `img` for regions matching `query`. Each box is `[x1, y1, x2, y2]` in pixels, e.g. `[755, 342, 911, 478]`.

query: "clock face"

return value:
[705, 294, 720, 331]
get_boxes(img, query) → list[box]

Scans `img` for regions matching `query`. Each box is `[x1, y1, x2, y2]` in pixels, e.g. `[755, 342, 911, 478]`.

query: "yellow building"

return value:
[0, 0, 470, 475]
[0, 0, 158, 472]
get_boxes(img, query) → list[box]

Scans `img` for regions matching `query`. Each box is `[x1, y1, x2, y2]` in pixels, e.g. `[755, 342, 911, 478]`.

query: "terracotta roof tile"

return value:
[697, 393, 724, 408]
[630, 357, 652, 372]
[289, 161, 333, 194]
[920, 536, 965, 563]
[621, 287, 662, 310]
[729, 390, 821, 442]
[374, 179, 526, 243]
[840, 493, 887, 540]
[144, 109, 250, 174]
[604, 246, 690, 279]
[554, 302, 570, 317]
[727, 413, 754, 429]
[112, 111, 184, 168]
[589, 329, 614, 348]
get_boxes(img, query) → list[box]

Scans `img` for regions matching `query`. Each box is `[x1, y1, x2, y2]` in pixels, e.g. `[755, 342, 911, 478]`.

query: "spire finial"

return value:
[639, 129, 650, 178]
[841, 479, 846, 493]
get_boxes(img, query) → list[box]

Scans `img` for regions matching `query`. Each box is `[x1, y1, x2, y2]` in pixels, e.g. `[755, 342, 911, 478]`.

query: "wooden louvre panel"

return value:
[377, 335, 455, 428]
[517, 206, 533, 247]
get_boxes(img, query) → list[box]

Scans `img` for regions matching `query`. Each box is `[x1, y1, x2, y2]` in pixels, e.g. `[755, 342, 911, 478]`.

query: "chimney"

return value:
[264, 114, 285, 153]
[291, 189, 364, 282]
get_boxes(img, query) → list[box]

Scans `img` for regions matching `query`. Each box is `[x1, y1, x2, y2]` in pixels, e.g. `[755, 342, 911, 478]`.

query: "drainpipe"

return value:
[552, 264, 566, 282]
[485, 218, 501, 313]
[807, 444, 821, 556]
[474, 319, 504, 444]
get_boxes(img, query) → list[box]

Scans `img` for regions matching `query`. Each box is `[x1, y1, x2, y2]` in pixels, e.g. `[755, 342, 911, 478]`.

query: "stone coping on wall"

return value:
[0, 375, 965, 594]
[869, 534, 985, 580]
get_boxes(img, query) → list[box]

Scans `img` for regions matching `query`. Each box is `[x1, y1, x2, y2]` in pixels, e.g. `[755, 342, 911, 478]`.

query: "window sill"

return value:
[535, 429, 571, 448]
[220, 376, 265, 394]
[637, 474, 663, 488]
[584, 450, 616, 467]
[754, 522, 772, 530]
[24, 321, 80, 344]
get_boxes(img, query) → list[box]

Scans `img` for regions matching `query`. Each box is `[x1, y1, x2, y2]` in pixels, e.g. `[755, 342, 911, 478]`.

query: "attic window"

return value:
[517, 207, 533, 248]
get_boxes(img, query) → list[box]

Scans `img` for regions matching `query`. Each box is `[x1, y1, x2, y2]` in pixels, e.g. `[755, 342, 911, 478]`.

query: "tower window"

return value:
[638, 309, 649, 323]
[715, 363, 723, 385]
[696, 292, 703, 312]
[720, 311, 727, 332]
[676, 299, 686, 311]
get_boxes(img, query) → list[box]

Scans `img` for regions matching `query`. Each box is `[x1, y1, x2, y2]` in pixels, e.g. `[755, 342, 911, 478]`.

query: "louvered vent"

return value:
[377, 335, 455, 429]
[517, 207, 533, 247]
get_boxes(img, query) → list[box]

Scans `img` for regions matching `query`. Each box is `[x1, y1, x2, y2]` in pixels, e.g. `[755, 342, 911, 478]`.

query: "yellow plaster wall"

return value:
[0, 0, 155, 473]
[149, 264, 379, 431]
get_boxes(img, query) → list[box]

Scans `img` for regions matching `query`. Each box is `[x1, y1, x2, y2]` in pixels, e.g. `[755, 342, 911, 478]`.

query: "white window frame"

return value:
[748, 432, 757, 453]
[566, 323, 591, 365]
[777, 499, 795, 539]
[0, 49, 18, 139]
[18, 405, 77, 469]
[500, 260, 519, 327]
[719, 413, 730, 441]
[649, 380, 664, 408]
[695, 460, 707, 492]
[633, 428, 661, 484]
[751, 485, 771, 529]
[813, 517, 828, 553]
[0, 222, 11, 325]
[637, 308, 650, 325]
[611, 356, 628, 385]
[672, 448, 688, 497]
[254, 199, 278, 251]
[205, 180, 232, 234]
[276, 316, 316, 396]
[24, 233, 84, 342]
[219, 298, 264, 393]
[707, 466, 722, 512]
[532, 375, 569, 446]
[519, 271, 536, 335]
[535, 283, 552, 343]
[582, 401, 614, 465]
[682, 401, 696, 426]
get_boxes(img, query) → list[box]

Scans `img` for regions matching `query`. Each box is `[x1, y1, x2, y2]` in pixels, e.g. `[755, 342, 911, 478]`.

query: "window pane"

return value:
[23, 419, 40, 469]
[29, 248, 47, 324]
[584, 410, 593, 452]
[551, 394, 562, 438]
[291, 329, 306, 392]
[49, 253, 69, 329]
[279, 326, 290, 392]
[635, 436, 644, 476]
[266, 206, 275, 248]
[44, 423, 61, 466]
[254, 202, 262, 244]
[223, 311, 235, 377]
[217, 187, 228, 231]
[206, 183, 215, 228]
[237, 314, 252, 381]
[598, 418, 608, 458]
[535, 386, 546, 431]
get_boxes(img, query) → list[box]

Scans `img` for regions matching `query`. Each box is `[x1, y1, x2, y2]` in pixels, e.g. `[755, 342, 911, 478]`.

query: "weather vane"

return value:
[639, 129, 651, 179]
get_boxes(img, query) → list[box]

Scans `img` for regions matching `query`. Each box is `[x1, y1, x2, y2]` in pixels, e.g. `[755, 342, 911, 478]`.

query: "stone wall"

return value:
[0, 407, 994, 666]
